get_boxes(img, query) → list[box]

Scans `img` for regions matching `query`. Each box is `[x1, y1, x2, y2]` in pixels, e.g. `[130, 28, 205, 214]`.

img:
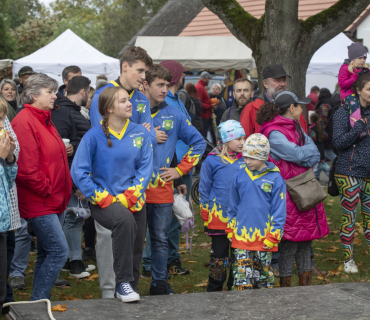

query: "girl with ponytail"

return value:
[71, 86, 153, 302]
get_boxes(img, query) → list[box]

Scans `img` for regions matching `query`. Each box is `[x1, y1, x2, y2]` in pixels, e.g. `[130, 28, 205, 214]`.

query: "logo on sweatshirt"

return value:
[136, 103, 146, 114]
[131, 132, 144, 148]
[240, 163, 246, 169]
[261, 182, 272, 193]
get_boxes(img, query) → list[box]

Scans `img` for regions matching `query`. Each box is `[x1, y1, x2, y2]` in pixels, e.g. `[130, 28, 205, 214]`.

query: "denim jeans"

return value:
[5, 231, 15, 303]
[0, 233, 7, 313]
[64, 191, 84, 261]
[10, 218, 32, 279]
[30, 213, 69, 301]
[147, 203, 173, 286]
[324, 149, 336, 162]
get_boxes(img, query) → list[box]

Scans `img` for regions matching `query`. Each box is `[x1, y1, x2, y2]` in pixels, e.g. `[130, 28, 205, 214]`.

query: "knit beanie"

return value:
[218, 120, 245, 144]
[348, 42, 367, 62]
[242, 133, 270, 160]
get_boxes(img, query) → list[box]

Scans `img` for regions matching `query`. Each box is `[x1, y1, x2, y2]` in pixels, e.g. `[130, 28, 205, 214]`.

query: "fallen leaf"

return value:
[361, 280, 366, 282]
[327, 270, 341, 277]
[84, 274, 99, 281]
[187, 261, 197, 263]
[59, 286, 70, 289]
[353, 238, 362, 245]
[179, 243, 187, 248]
[315, 253, 323, 256]
[335, 240, 341, 243]
[181, 235, 186, 239]
[51, 304, 67, 312]
[198, 242, 212, 248]
[194, 283, 208, 287]
[327, 222, 332, 225]
[16, 292, 29, 296]
[330, 230, 339, 235]
[193, 234, 198, 237]
[67, 296, 81, 301]
[181, 291, 188, 294]
[179, 251, 187, 254]
[358, 262, 364, 266]
[341, 274, 349, 279]
[184, 284, 191, 289]
[204, 262, 210, 267]
[314, 248, 323, 250]
[202, 280, 208, 283]
[326, 249, 337, 253]
[328, 258, 336, 261]
[182, 258, 189, 263]
[338, 264, 344, 271]
[361, 250, 369, 255]
[84, 295, 93, 299]
[197, 230, 204, 233]
[27, 269, 34, 274]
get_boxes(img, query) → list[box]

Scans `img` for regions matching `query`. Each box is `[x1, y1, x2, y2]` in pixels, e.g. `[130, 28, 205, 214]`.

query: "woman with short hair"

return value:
[11, 73, 72, 300]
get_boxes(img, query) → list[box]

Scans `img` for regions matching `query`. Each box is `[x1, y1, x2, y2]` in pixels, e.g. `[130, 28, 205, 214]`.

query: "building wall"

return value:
[357, 14, 370, 50]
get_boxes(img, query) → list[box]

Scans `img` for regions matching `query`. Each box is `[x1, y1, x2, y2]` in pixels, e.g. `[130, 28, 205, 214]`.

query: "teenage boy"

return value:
[89, 46, 156, 299]
[144, 64, 205, 295]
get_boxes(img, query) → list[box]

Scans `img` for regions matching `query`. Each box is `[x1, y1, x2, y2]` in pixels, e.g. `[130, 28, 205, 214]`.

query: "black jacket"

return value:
[333, 102, 370, 177]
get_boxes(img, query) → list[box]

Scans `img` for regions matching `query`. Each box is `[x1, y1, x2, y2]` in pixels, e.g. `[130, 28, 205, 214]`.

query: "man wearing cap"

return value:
[195, 71, 217, 142]
[240, 64, 307, 138]
[17, 67, 36, 94]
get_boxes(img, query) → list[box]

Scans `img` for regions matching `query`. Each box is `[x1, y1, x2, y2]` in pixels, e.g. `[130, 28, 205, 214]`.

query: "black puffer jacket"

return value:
[333, 97, 370, 178]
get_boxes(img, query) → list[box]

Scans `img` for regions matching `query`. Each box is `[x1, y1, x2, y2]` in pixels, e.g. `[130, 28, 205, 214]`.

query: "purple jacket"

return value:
[260, 116, 329, 242]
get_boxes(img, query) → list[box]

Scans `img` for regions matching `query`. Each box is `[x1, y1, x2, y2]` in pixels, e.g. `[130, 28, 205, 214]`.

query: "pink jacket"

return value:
[338, 63, 369, 101]
[260, 116, 329, 242]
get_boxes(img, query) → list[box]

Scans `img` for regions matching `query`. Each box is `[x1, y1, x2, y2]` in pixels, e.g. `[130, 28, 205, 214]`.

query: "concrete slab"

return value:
[8, 282, 370, 320]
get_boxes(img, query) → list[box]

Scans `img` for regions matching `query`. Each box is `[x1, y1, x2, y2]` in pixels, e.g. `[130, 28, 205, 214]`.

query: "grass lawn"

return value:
[2, 193, 370, 318]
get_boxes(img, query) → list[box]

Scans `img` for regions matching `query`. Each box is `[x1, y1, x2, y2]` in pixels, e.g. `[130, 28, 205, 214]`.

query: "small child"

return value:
[338, 42, 369, 101]
[199, 120, 246, 292]
[226, 133, 286, 290]
[309, 112, 330, 180]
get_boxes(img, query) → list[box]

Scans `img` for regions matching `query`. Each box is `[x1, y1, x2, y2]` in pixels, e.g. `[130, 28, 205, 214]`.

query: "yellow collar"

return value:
[100, 119, 130, 140]
[245, 167, 269, 181]
[218, 155, 239, 164]
[110, 81, 135, 99]
[151, 110, 160, 118]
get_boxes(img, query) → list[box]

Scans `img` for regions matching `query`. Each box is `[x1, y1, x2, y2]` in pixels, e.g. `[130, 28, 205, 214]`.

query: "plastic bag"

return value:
[67, 199, 91, 220]
[173, 194, 193, 226]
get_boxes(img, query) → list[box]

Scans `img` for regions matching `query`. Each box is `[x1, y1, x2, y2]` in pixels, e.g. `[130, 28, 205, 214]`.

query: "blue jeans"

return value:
[63, 192, 84, 261]
[10, 218, 32, 279]
[30, 213, 69, 301]
[147, 203, 173, 286]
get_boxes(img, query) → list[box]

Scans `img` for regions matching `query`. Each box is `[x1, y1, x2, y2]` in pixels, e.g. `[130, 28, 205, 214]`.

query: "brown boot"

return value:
[280, 276, 291, 287]
[299, 272, 312, 286]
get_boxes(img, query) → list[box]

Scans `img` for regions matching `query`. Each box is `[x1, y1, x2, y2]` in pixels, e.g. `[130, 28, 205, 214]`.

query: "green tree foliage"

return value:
[0, 0, 17, 59]
[4, 0, 42, 29]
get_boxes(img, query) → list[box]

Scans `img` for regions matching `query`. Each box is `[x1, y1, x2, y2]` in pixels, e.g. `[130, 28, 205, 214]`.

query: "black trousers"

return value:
[0, 233, 7, 313]
[83, 216, 96, 249]
[202, 118, 216, 144]
[207, 235, 234, 292]
[91, 203, 146, 290]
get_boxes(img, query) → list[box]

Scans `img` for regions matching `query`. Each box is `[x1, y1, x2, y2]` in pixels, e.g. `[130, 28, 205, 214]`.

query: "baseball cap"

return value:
[274, 90, 311, 109]
[200, 71, 212, 79]
[18, 66, 36, 77]
[263, 64, 291, 79]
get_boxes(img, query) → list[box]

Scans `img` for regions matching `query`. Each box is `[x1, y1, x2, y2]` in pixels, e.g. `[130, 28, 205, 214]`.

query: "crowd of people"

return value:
[0, 40, 369, 311]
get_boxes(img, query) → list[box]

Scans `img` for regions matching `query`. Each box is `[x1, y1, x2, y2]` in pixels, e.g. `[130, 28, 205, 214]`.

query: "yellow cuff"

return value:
[204, 221, 209, 227]
[111, 197, 117, 204]
[263, 239, 274, 249]
[116, 194, 128, 208]
[227, 232, 233, 239]
[175, 167, 184, 176]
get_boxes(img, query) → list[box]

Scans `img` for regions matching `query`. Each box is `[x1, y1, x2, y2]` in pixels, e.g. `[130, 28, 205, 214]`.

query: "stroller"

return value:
[191, 138, 215, 205]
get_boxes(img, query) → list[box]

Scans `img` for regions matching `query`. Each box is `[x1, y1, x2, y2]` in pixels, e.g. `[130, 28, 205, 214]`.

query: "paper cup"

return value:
[62, 138, 70, 147]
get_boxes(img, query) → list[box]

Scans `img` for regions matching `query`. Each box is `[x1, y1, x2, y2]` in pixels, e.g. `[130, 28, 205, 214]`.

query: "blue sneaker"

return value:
[116, 282, 140, 302]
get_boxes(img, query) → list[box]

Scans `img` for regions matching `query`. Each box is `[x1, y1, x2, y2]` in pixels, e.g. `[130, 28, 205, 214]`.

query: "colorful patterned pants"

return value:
[313, 160, 330, 179]
[232, 249, 274, 290]
[335, 174, 370, 262]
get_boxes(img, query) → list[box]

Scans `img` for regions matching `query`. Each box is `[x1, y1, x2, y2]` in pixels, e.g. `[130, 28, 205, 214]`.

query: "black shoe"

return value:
[54, 276, 70, 287]
[62, 259, 70, 271]
[83, 247, 96, 261]
[1, 306, 10, 315]
[70, 260, 91, 278]
[168, 259, 190, 275]
[149, 280, 174, 295]
[10, 276, 25, 290]
[141, 268, 151, 278]
[30, 239, 37, 253]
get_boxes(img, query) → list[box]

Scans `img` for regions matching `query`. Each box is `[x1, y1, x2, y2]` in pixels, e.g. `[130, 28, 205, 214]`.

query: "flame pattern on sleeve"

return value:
[90, 189, 116, 209]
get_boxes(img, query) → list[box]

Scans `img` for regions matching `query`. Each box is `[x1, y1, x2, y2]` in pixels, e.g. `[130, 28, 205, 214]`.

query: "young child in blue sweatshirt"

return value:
[71, 87, 153, 303]
[226, 133, 286, 290]
[199, 120, 246, 292]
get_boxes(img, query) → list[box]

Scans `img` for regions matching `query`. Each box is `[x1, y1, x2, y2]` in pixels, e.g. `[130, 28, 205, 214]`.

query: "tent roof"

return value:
[13, 29, 119, 77]
[134, 36, 255, 71]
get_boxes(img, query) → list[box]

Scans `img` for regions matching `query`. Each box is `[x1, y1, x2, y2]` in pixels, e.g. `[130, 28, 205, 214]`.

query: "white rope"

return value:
[3, 299, 56, 320]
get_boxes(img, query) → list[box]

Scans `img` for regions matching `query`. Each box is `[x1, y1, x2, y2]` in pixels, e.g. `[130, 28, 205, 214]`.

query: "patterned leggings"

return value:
[232, 249, 274, 290]
[313, 160, 330, 179]
[335, 174, 370, 262]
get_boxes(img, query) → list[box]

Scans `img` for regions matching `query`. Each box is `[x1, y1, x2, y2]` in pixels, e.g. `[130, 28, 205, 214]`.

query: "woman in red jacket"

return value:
[12, 73, 72, 301]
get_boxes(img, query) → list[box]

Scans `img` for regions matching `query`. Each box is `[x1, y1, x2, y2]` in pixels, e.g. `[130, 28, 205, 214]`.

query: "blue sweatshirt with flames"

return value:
[226, 162, 287, 252]
[90, 80, 157, 149]
[145, 102, 206, 204]
[71, 120, 153, 212]
[199, 149, 245, 233]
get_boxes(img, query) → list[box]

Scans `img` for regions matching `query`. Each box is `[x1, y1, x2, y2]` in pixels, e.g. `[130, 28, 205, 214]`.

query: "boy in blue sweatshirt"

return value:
[226, 134, 286, 290]
[143, 64, 206, 295]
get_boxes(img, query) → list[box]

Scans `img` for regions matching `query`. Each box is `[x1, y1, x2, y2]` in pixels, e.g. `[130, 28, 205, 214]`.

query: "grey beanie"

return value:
[348, 42, 367, 61]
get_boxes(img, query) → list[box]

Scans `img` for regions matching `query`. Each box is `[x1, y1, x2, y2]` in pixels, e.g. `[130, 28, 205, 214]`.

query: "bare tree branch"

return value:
[200, 0, 260, 48]
[301, 0, 370, 57]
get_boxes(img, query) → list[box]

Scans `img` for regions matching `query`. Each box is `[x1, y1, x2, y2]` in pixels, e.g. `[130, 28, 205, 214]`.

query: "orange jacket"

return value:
[240, 98, 307, 138]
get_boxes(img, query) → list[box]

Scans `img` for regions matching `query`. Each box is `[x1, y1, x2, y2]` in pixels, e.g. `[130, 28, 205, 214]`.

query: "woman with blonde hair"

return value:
[0, 80, 19, 121]
[71, 86, 153, 302]
[338, 42, 369, 101]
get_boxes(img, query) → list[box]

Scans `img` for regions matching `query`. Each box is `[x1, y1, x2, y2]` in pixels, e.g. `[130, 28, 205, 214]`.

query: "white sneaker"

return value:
[86, 265, 96, 272]
[116, 282, 140, 302]
[344, 260, 358, 273]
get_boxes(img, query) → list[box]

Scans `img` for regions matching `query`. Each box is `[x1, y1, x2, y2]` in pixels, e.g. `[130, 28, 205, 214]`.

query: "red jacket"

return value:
[11, 104, 72, 219]
[195, 79, 212, 119]
[240, 97, 307, 138]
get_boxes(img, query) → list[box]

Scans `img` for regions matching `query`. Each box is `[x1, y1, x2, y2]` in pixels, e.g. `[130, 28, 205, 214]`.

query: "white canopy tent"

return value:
[135, 36, 256, 71]
[13, 29, 120, 88]
[306, 32, 369, 95]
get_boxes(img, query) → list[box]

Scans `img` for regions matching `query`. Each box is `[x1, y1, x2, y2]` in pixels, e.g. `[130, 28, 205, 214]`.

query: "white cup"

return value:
[62, 138, 70, 147]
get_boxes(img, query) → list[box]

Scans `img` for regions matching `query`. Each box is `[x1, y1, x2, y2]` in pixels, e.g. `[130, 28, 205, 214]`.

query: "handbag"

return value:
[285, 168, 327, 212]
[67, 199, 91, 220]
[327, 157, 339, 197]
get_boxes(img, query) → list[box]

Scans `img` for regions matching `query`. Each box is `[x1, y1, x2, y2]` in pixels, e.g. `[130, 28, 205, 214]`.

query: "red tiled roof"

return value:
[179, 0, 370, 37]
